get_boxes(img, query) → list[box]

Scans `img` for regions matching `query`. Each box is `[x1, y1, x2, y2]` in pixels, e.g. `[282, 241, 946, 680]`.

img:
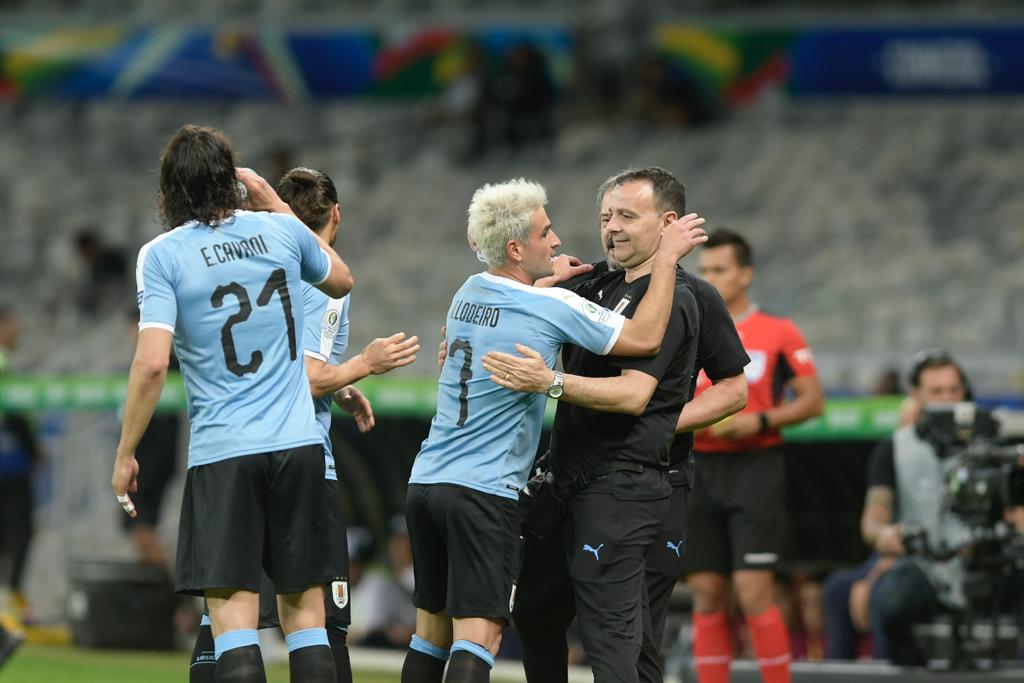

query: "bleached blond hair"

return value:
[467, 178, 548, 266]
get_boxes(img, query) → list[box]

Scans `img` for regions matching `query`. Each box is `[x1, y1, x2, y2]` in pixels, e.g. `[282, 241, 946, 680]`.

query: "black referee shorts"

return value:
[683, 447, 786, 575]
[406, 483, 520, 621]
[175, 444, 332, 596]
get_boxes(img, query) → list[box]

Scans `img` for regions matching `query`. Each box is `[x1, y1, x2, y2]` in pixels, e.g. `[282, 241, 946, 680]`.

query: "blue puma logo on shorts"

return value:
[666, 539, 683, 558]
[582, 543, 604, 561]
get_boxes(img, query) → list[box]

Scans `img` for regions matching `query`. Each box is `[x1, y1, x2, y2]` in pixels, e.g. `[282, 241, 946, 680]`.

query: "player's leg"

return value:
[189, 612, 215, 683]
[685, 454, 734, 683]
[267, 445, 336, 683]
[512, 524, 575, 683]
[639, 479, 689, 683]
[568, 472, 670, 683]
[441, 485, 521, 683]
[403, 484, 452, 683]
[730, 449, 790, 683]
[323, 478, 353, 683]
[448, 617, 503, 683]
[207, 589, 264, 683]
[176, 457, 268, 683]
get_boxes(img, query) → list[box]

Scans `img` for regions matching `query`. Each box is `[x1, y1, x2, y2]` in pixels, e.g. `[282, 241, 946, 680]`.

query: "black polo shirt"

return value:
[668, 272, 749, 466]
[549, 265, 700, 485]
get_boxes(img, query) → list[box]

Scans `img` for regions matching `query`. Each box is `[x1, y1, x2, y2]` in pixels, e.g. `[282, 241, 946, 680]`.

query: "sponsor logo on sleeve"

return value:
[322, 309, 340, 340]
[581, 300, 610, 324]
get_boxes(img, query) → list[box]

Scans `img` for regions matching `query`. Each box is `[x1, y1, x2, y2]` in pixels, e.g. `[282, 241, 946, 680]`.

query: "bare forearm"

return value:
[764, 385, 824, 429]
[861, 486, 898, 551]
[308, 355, 370, 399]
[116, 362, 167, 455]
[677, 376, 747, 432]
[561, 373, 649, 416]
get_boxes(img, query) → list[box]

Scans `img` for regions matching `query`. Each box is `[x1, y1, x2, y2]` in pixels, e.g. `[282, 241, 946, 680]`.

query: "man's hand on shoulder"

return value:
[482, 344, 553, 393]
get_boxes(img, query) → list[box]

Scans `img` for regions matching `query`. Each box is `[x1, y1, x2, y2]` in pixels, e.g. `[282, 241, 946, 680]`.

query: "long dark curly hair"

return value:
[157, 125, 242, 230]
[275, 167, 339, 234]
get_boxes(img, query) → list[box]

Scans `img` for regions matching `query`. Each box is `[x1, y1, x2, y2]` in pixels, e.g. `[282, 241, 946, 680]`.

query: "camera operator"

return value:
[854, 350, 1024, 665]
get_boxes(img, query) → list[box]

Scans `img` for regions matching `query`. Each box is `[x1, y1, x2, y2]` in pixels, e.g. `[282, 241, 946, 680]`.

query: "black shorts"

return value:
[405, 483, 520, 621]
[253, 477, 352, 629]
[175, 444, 331, 596]
[683, 448, 785, 574]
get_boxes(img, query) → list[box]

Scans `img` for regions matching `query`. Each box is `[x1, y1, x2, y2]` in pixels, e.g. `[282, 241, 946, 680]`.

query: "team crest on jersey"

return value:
[322, 309, 340, 339]
[744, 350, 767, 382]
[331, 580, 349, 609]
[581, 300, 610, 324]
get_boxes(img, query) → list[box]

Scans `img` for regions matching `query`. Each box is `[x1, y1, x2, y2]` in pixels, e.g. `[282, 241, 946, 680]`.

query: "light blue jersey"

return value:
[136, 210, 332, 469]
[409, 272, 626, 499]
[301, 283, 350, 481]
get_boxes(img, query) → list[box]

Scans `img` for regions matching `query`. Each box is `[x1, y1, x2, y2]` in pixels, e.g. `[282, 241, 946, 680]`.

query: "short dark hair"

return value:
[157, 125, 241, 230]
[908, 348, 970, 394]
[597, 166, 686, 217]
[275, 168, 339, 234]
[704, 227, 753, 267]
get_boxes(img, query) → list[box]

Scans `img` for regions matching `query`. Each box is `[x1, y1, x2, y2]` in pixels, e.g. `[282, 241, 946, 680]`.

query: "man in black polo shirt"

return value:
[483, 168, 742, 683]
[484, 176, 747, 683]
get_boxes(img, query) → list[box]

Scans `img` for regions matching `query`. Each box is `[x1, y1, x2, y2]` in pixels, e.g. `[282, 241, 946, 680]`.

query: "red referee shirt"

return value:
[693, 307, 817, 452]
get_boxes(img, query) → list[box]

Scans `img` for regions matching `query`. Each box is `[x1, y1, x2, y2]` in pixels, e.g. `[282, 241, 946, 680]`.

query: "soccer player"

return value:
[402, 178, 706, 683]
[685, 228, 824, 683]
[112, 125, 352, 683]
[188, 166, 420, 683]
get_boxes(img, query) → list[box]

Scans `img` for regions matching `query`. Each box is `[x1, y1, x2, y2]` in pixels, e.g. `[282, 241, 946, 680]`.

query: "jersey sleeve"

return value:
[779, 318, 817, 379]
[335, 295, 351, 354]
[537, 287, 626, 356]
[136, 240, 177, 333]
[867, 438, 896, 489]
[697, 282, 749, 380]
[302, 286, 329, 362]
[277, 213, 331, 285]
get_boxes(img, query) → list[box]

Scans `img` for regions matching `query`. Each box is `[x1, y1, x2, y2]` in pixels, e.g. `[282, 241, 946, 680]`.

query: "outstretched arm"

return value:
[305, 333, 420, 399]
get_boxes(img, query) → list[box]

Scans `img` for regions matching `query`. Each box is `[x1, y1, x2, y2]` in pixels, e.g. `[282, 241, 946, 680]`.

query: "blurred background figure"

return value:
[73, 230, 128, 316]
[0, 308, 41, 622]
[347, 517, 416, 650]
[0, 307, 41, 664]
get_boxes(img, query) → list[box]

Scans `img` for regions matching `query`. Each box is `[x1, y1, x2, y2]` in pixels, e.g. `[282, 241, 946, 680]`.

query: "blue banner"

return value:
[788, 26, 1024, 95]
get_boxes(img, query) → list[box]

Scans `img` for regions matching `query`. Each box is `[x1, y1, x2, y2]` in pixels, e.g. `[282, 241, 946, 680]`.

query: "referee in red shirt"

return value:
[684, 228, 824, 683]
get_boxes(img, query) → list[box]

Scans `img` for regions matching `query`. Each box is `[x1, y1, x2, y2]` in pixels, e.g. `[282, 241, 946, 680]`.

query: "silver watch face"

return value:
[547, 384, 564, 399]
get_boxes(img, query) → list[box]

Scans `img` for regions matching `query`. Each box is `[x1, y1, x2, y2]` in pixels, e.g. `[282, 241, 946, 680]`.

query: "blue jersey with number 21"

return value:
[409, 272, 626, 499]
[136, 210, 332, 469]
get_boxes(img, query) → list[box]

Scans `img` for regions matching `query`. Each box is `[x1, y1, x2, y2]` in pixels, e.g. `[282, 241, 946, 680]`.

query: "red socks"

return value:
[746, 606, 791, 683]
[692, 611, 731, 683]
[693, 607, 791, 683]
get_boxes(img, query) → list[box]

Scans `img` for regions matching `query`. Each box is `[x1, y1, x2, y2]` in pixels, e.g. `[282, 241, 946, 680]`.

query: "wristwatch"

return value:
[546, 371, 564, 399]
